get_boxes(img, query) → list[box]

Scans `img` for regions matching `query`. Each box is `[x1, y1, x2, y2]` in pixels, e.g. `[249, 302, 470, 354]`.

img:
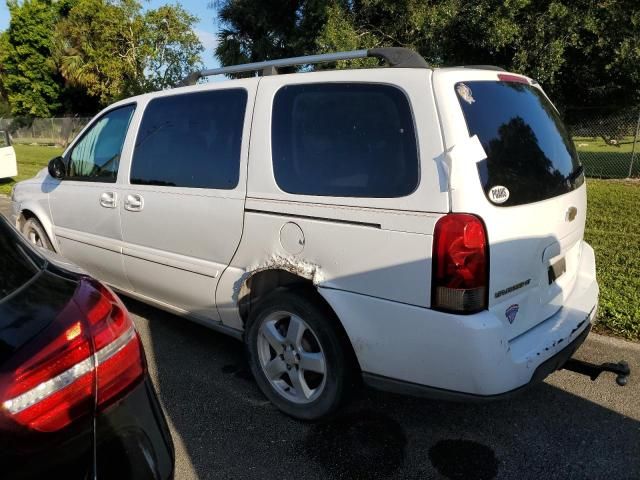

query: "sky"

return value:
[0, 0, 221, 67]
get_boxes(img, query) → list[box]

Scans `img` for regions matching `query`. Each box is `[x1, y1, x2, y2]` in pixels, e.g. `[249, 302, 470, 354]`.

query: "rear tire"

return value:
[245, 288, 353, 420]
[22, 217, 54, 251]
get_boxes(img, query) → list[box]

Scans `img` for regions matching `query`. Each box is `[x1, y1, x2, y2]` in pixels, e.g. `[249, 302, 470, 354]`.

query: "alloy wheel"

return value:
[256, 311, 327, 404]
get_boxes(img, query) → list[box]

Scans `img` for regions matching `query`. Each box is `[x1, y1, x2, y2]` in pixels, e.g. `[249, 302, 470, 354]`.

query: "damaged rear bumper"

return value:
[362, 322, 591, 401]
[320, 243, 599, 398]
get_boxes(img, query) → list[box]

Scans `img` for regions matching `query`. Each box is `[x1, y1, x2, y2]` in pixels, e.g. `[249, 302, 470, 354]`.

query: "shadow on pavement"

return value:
[125, 297, 639, 480]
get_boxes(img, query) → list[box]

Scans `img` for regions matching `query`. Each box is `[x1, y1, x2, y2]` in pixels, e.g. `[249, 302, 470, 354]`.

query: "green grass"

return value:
[0, 144, 63, 195]
[574, 136, 635, 154]
[573, 136, 639, 178]
[3, 146, 640, 340]
[585, 179, 640, 340]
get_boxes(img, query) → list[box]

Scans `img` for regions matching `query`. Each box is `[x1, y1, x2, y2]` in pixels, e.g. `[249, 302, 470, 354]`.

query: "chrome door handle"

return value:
[125, 194, 144, 212]
[100, 191, 117, 209]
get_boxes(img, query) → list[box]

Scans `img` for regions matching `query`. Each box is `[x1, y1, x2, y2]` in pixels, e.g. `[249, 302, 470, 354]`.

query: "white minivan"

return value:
[0, 130, 17, 179]
[11, 48, 598, 419]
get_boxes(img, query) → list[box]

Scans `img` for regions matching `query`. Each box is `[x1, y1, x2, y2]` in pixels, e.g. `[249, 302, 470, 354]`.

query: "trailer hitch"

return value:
[563, 358, 631, 386]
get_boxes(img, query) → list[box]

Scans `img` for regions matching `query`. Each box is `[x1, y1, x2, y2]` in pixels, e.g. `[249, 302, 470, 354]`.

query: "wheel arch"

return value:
[238, 268, 362, 374]
[17, 203, 58, 252]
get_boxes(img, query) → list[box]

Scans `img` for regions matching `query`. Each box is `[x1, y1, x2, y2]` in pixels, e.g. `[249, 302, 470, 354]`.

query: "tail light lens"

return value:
[1, 278, 145, 432]
[432, 213, 488, 313]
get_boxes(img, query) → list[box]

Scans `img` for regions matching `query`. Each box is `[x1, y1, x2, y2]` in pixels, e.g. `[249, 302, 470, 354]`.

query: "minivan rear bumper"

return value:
[319, 241, 598, 398]
[362, 322, 591, 401]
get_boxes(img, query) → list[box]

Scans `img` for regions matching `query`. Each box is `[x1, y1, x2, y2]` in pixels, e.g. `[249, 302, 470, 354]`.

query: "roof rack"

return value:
[180, 47, 429, 86]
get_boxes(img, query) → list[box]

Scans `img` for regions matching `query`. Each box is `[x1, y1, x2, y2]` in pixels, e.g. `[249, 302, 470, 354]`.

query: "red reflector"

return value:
[432, 214, 488, 313]
[497, 73, 529, 84]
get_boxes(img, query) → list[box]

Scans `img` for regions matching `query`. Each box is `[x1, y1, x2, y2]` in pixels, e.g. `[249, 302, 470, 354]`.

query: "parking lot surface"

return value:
[127, 298, 640, 480]
[1, 196, 638, 479]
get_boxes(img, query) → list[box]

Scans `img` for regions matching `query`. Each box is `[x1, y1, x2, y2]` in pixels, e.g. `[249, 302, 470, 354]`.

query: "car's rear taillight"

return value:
[432, 213, 488, 314]
[1, 278, 144, 432]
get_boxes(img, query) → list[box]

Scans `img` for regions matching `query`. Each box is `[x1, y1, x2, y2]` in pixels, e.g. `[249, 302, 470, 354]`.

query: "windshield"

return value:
[455, 80, 583, 207]
[0, 217, 44, 301]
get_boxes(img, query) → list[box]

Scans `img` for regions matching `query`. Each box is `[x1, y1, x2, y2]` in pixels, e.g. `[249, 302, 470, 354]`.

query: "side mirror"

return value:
[48, 156, 66, 179]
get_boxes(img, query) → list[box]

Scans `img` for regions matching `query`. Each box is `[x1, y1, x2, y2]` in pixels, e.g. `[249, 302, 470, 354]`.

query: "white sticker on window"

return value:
[456, 83, 475, 104]
[488, 185, 510, 204]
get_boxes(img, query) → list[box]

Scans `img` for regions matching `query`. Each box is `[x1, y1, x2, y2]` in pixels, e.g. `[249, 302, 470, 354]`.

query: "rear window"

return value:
[455, 81, 583, 207]
[0, 219, 42, 301]
[272, 83, 419, 198]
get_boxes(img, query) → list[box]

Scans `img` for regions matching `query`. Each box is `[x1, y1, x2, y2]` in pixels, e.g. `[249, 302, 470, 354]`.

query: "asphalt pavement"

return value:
[1, 195, 639, 479]
[129, 298, 640, 480]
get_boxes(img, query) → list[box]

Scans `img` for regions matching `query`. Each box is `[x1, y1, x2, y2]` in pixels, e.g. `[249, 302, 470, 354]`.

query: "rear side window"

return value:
[455, 81, 583, 207]
[131, 89, 247, 189]
[272, 83, 419, 198]
[0, 130, 9, 148]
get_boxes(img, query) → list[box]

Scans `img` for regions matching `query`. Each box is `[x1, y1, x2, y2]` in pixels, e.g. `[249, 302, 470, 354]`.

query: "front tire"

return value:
[22, 217, 54, 251]
[245, 288, 353, 420]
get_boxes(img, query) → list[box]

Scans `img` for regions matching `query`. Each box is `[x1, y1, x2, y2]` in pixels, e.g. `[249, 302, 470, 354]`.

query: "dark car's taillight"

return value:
[1, 278, 145, 432]
[432, 213, 488, 314]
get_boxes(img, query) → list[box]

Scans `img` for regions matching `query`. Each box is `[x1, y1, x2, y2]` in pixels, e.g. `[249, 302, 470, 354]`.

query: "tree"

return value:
[0, 0, 203, 116]
[1, 0, 62, 117]
[0, 32, 10, 111]
[53, 0, 203, 106]
[214, 0, 330, 69]
[141, 6, 205, 91]
[213, 0, 640, 109]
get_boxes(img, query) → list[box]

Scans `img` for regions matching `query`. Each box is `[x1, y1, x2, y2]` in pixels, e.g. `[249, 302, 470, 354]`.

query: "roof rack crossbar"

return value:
[180, 47, 429, 86]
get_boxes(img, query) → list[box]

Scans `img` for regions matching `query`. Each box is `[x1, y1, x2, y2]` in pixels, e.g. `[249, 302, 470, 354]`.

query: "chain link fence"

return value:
[1, 109, 639, 178]
[0, 117, 91, 148]
[566, 108, 640, 179]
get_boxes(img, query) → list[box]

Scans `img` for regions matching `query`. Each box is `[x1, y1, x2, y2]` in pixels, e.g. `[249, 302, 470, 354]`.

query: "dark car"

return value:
[0, 215, 174, 479]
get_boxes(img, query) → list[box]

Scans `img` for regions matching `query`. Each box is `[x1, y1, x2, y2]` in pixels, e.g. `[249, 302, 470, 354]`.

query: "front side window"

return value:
[68, 105, 135, 182]
[272, 83, 419, 198]
[130, 89, 247, 189]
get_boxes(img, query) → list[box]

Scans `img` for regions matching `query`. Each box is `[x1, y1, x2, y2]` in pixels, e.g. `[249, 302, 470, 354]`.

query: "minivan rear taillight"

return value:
[432, 214, 488, 313]
[1, 278, 144, 432]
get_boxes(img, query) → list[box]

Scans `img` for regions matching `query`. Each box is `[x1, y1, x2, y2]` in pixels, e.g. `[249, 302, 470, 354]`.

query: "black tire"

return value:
[22, 217, 54, 251]
[245, 288, 354, 420]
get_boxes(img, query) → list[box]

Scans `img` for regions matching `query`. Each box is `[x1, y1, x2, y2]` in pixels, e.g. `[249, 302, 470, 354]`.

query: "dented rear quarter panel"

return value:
[215, 68, 449, 331]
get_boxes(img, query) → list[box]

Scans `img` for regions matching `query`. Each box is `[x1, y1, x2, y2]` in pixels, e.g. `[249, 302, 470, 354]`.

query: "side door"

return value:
[119, 84, 255, 322]
[48, 104, 136, 289]
[0, 130, 17, 178]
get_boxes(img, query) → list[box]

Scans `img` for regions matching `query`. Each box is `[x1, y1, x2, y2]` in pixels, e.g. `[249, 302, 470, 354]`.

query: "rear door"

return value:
[119, 82, 256, 322]
[0, 130, 17, 178]
[433, 69, 587, 338]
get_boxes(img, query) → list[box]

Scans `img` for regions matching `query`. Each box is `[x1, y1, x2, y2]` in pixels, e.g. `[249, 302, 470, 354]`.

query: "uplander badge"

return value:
[488, 185, 509, 204]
